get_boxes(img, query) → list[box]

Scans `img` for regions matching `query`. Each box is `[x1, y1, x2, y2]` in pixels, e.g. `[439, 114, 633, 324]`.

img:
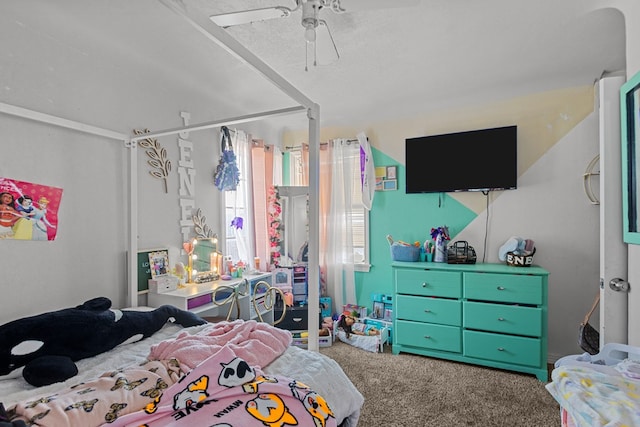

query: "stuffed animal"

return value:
[0, 297, 207, 386]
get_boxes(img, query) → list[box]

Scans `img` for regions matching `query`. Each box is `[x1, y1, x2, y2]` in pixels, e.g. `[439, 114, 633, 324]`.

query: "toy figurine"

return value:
[337, 313, 379, 339]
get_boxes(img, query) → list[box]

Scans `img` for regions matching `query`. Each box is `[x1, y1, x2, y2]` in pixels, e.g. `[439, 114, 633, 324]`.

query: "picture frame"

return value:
[382, 180, 398, 191]
[136, 247, 170, 293]
[386, 165, 397, 180]
[375, 165, 398, 191]
[621, 70, 640, 244]
[148, 250, 170, 278]
[372, 301, 385, 319]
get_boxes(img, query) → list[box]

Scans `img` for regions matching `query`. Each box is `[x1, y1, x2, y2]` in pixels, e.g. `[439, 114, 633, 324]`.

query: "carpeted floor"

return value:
[319, 341, 560, 427]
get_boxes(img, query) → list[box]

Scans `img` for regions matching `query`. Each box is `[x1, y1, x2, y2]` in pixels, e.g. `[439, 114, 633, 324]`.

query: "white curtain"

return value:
[228, 129, 255, 266]
[272, 146, 283, 186]
[324, 139, 357, 313]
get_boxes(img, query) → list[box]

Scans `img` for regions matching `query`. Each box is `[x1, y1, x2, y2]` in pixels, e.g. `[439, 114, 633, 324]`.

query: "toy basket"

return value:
[290, 330, 332, 348]
[390, 243, 420, 262]
[506, 248, 536, 267]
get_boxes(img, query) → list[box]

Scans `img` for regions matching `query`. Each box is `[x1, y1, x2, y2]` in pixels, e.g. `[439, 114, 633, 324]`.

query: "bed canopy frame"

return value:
[0, 1, 322, 350]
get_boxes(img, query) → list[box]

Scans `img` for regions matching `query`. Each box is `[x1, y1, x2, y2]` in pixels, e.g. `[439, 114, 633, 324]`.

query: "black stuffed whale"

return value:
[0, 297, 207, 386]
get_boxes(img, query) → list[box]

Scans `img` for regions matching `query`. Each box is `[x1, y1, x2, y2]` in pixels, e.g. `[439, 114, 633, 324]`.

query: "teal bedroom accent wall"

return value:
[282, 151, 291, 185]
[354, 147, 477, 310]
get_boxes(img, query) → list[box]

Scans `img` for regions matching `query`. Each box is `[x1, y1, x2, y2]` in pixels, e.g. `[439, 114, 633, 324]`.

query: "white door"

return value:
[598, 75, 630, 346]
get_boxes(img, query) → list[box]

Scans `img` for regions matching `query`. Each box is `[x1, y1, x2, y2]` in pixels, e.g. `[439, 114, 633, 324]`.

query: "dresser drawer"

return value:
[395, 269, 462, 298]
[463, 330, 541, 367]
[396, 295, 461, 326]
[463, 301, 542, 336]
[396, 320, 461, 352]
[464, 273, 543, 305]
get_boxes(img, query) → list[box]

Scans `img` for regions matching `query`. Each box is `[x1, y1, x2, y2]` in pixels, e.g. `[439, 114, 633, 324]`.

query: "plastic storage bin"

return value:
[390, 243, 420, 262]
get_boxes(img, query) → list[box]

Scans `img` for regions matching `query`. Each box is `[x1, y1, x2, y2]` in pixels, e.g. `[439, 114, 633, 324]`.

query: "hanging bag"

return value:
[213, 126, 240, 191]
[578, 292, 600, 355]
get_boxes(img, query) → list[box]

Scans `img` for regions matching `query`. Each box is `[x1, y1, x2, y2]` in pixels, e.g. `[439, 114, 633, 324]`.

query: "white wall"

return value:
[0, 4, 284, 324]
[455, 114, 600, 360]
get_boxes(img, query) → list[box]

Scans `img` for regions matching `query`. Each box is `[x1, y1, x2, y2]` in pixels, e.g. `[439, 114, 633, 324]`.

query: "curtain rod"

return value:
[285, 138, 359, 151]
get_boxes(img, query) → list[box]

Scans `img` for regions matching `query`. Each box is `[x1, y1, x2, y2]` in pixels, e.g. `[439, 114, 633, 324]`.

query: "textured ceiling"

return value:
[2, 0, 627, 135]
[198, 0, 626, 131]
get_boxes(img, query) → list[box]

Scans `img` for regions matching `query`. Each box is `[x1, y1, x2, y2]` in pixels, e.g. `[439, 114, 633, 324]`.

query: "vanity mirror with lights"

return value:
[190, 237, 223, 283]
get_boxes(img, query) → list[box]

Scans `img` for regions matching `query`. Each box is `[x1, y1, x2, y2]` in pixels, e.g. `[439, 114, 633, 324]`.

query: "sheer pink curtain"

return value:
[251, 140, 274, 269]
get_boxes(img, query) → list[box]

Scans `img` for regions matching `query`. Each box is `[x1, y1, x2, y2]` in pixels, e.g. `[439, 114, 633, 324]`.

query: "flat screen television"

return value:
[405, 125, 517, 193]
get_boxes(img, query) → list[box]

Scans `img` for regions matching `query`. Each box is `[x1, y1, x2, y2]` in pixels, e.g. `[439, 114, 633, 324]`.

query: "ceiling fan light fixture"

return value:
[304, 24, 317, 43]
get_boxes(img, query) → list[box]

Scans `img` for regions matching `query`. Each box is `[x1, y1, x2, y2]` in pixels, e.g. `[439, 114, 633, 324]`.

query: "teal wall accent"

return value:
[282, 151, 291, 185]
[354, 147, 477, 310]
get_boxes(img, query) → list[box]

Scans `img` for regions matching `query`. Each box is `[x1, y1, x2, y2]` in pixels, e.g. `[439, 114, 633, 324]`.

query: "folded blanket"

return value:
[546, 363, 640, 427]
[147, 319, 292, 371]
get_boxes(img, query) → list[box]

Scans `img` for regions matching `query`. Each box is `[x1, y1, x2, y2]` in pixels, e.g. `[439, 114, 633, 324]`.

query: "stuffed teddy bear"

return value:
[0, 297, 207, 387]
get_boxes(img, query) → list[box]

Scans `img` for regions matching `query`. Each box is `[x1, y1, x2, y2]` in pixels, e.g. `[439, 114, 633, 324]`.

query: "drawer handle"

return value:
[293, 317, 303, 322]
[422, 282, 428, 288]
[498, 317, 505, 321]
[424, 309, 431, 313]
[424, 335, 431, 339]
[497, 286, 506, 290]
[497, 347, 505, 351]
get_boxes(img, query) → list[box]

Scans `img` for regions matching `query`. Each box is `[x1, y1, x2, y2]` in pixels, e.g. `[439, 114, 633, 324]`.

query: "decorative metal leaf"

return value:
[193, 208, 215, 238]
[133, 128, 171, 194]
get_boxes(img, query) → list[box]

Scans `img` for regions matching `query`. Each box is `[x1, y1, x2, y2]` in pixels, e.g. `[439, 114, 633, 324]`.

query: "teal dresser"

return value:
[392, 262, 549, 381]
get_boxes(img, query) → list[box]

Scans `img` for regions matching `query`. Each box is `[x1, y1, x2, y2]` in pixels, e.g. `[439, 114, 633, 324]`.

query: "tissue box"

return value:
[148, 276, 179, 293]
[390, 243, 420, 262]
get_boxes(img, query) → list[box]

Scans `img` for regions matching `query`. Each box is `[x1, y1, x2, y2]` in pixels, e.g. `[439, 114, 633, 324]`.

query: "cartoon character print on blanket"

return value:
[107, 346, 337, 427]
[7, 358, 184, 427]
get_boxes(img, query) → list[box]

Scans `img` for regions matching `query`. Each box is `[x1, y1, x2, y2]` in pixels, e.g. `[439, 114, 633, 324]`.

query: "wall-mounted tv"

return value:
[405, 125, 517, 193]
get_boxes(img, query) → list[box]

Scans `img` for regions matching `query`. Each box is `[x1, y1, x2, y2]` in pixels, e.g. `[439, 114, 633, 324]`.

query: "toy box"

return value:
[370, 293, 393, 321]
[290, 330, 332, 349]
[319, 297, 332, 318]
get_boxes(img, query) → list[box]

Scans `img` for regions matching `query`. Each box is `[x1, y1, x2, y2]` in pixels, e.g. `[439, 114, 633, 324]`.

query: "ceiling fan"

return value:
[210, 0, 419, 70]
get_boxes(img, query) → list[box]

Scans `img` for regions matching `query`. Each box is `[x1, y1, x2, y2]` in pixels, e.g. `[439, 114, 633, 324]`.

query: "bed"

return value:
[545, 343, 640, 427]
[0, 2, 351, 423]
[0, 320, 364, 427]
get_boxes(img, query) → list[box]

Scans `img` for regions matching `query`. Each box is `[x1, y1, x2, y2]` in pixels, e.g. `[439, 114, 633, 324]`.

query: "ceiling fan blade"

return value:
[210, 6, 293, 28]
[315, 20, 339, 65]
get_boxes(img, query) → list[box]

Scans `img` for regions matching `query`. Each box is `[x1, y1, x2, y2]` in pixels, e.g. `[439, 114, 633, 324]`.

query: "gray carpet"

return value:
[320, 341, 560, 427]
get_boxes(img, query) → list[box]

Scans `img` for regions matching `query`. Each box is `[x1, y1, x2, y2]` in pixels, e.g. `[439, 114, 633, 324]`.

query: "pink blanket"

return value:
[148, 319, 292, 370]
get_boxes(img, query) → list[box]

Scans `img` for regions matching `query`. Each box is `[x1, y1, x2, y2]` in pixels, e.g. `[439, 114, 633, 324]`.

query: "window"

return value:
[345, 146, 370, 272]
[288, 142, 370, 271]
[221, 129, 253, 266]
[224, 190, 244, 262]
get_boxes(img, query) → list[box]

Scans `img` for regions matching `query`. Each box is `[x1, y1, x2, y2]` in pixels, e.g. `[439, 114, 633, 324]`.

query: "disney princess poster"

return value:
[0, 177, 63, 241]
